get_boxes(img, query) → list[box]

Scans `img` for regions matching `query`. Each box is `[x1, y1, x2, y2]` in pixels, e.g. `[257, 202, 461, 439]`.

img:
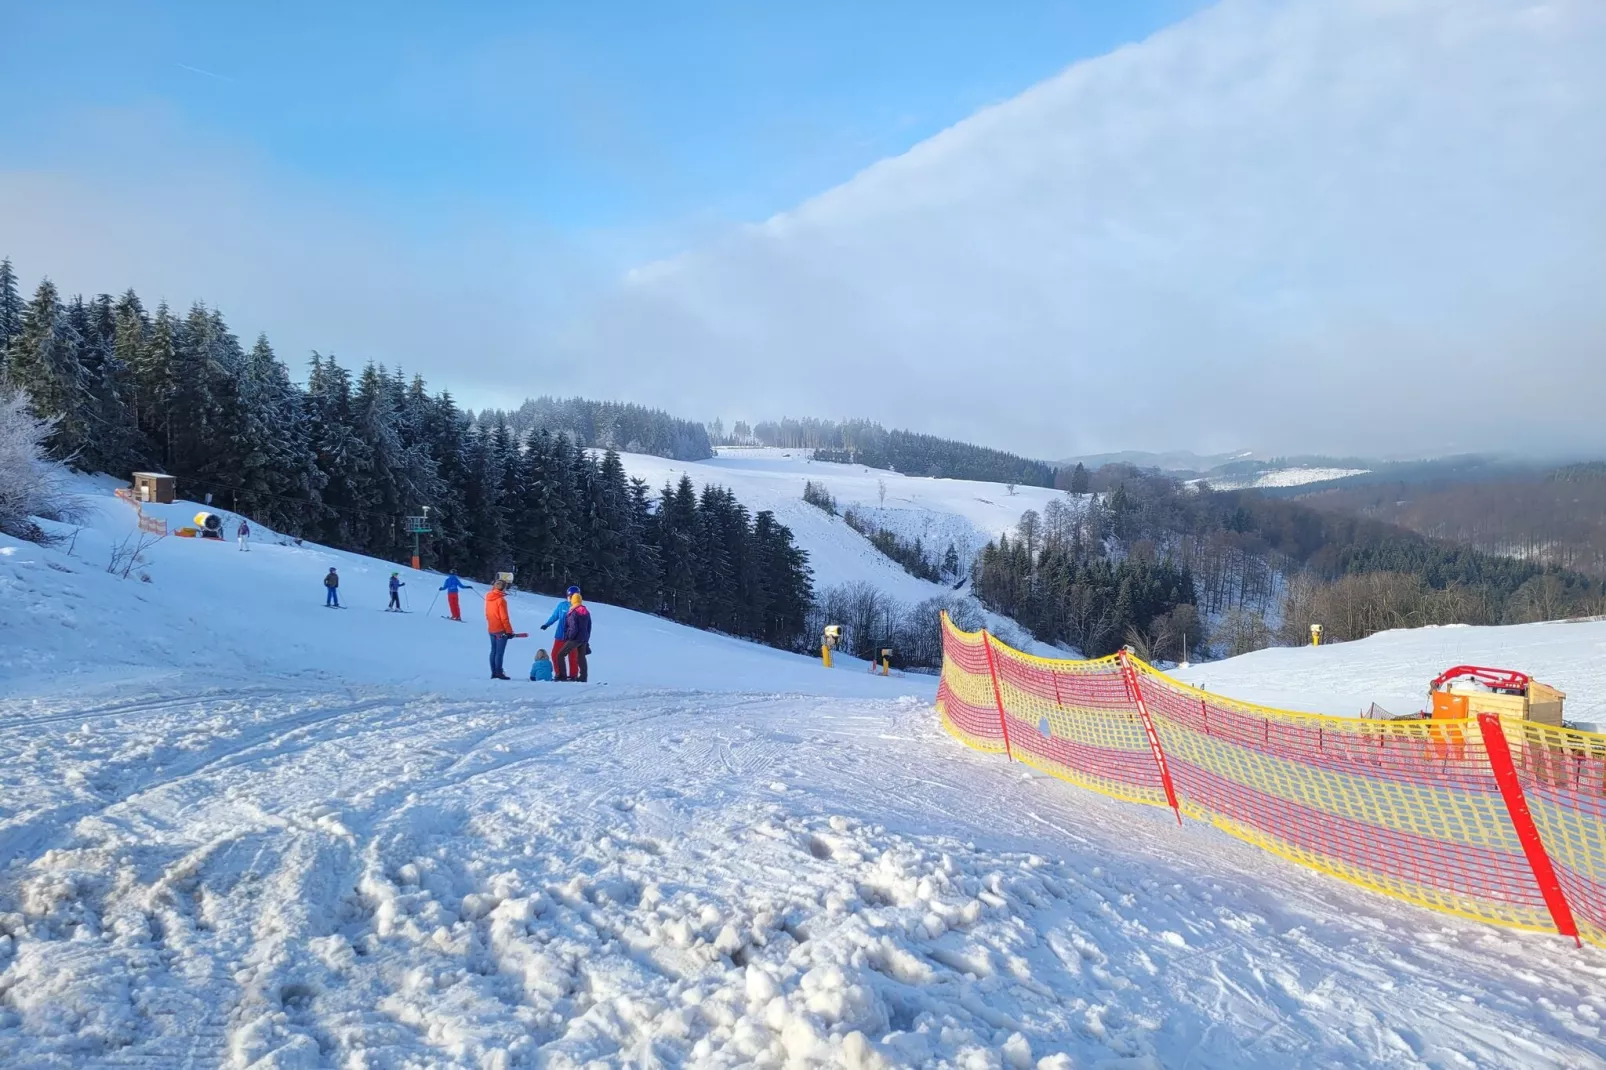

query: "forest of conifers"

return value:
[0, 258, 812, 650]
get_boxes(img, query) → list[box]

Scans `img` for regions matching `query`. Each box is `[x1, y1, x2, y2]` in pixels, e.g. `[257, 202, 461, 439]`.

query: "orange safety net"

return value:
[935, 612, 1606, 947]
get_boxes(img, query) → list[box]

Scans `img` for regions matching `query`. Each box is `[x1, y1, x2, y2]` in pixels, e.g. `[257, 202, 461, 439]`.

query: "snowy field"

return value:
[1177, 619, 1606, 729]
[2, 479, 1605, 1067]
[1191, 467, 1370, 492]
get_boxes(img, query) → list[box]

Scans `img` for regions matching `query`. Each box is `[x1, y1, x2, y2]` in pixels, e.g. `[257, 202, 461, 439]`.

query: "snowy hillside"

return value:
[1192, 466, 1370, 492]
[0, 478, 1603, 1067]
[615, 447, 1076, 602]
[1178, 618, 1606, 730]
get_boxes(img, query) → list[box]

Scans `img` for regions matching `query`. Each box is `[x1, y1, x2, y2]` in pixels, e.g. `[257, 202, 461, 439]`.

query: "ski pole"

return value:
[427, 591, 440, 617]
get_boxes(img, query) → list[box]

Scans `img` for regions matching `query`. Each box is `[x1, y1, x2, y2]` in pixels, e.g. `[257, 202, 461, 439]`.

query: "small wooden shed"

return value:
[132, 472, 176, 504]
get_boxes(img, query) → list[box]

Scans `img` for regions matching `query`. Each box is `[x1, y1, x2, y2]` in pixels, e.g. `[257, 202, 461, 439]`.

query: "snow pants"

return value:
[326, 586, 339, 606]
[388, 590, 401, 610]
[238, 535, 249, 552]
[553, 639, 587, 683]
[447, 590, 462, 620]
[489, 633, 509, 677]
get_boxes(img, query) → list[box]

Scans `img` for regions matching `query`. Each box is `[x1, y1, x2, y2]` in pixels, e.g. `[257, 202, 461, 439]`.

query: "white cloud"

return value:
[555, 0, 1606, 458]
[4, 1, 1603, 461]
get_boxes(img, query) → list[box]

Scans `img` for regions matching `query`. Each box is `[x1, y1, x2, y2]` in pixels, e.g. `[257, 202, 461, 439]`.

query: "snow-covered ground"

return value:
[1177, 619, 1606, 730]
[615, 448, 1075, 604]
[1, 478, 1604, 1068]
[1193, 467, 1370, 492]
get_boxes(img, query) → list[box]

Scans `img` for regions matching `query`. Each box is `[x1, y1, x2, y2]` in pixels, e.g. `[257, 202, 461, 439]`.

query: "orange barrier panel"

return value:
[935, 612, 1605, 947]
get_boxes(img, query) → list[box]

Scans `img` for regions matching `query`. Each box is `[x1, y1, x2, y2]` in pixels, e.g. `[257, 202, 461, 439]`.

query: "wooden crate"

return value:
[1527, 681, 1566, 727]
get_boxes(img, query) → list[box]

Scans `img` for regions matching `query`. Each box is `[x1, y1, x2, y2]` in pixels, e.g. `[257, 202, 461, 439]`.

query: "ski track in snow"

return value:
[3, 677, 1605, 1068]
[1, 475, 1605, 1067]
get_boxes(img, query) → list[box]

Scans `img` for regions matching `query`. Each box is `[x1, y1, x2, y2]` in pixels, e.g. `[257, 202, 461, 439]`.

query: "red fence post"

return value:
[981, 631, 1015, 762]
[1477, 713, 1580, 946]
[1120, 651, 1182, 825]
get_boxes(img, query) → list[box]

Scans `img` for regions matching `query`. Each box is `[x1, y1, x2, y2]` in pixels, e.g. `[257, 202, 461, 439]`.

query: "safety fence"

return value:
[936, 613, 1606, 948]
[113, 486, 169, 536]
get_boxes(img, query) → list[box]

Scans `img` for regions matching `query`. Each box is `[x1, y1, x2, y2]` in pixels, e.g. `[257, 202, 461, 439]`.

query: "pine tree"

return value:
[589, 449, 633, 603]
[306, 354, 373, 547]
[1070, 462, 1090, 494]
[659, 475, 701, 622]
[624, 476, 662, 610]
[0, 258, 23, 367]
[135, 303, 178, 465]
[6, 279, 90, 460]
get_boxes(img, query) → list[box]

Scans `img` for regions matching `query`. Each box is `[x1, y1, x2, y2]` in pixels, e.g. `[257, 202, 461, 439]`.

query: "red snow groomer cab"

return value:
[1429, 665, 1565, 727]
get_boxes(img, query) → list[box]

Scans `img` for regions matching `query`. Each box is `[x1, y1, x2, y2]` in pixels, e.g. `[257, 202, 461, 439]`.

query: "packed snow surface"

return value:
[1, 477, 1604, 1068]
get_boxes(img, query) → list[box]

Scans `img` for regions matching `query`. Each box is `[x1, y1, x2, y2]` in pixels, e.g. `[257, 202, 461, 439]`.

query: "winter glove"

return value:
[584, 643, 592, 655]
[541, 623, 550, 630]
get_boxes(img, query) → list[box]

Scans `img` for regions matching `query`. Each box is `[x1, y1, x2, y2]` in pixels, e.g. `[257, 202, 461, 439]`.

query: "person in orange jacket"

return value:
[485, 578, 514, 680]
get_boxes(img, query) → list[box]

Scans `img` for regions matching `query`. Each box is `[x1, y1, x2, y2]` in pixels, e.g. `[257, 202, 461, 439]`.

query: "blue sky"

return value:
[3, 1, 1202, 259]
[4, 1, 1603, 458]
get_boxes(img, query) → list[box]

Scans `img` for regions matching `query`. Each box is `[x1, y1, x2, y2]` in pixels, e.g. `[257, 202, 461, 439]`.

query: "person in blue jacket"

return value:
[541, 585, 581, 676]
[529, 647, 554, 681]
[439, 569, 472, 621]
[552, 591, 592, 682]
[387, 572, 405, 611]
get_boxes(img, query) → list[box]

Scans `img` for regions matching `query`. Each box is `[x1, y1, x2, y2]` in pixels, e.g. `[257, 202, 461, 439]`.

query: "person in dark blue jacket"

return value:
[552, 592, 592, 682]
[387, 572, 405, 611]
[542, 585, 581, 677]
[439, 569, 472, 621]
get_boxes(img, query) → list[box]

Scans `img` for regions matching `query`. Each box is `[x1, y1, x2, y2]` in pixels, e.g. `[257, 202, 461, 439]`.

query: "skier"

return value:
[237, 519, 250, 552]
[324, 567, 340, 607]
[540, 585, 580, 678]
[529, 647, 554, 682]
[440, 569, 473, 622]
[552, 590, 591, 683]
[387, 572, 405, 611]
[485, 578, 514, 680]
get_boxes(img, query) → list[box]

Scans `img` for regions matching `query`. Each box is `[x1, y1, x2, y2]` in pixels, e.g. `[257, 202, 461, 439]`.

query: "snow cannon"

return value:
[821, 624, 842, 669]
[1429, 665, 1565, 727]
[193, 511, 224, 540]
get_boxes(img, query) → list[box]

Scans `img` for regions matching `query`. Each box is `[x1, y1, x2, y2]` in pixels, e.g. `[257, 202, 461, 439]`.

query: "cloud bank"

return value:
[556, 0, 1606, 458]
[3, 0, 1603, 461]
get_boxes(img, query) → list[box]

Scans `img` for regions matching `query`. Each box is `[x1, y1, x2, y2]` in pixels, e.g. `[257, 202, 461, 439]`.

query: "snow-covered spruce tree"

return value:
[0, 387, 79, 542]
[5, 279, 91, 460]
[0, 258, 24, 372]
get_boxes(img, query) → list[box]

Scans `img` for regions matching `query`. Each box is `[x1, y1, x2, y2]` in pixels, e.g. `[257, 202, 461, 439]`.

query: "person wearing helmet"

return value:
[387, 572, 405, 611]
[439, 569, 473, 621]
[542, 585, 582, 679]
[552, 590, 591, 683]
[324, 567, 340, 607]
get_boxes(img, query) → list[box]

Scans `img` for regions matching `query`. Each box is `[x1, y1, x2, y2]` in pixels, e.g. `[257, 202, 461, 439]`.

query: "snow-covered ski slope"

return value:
[616, 448, 1074, 604]
[1, 478, 1604, 1068]
[1177, 618, 1606, 730]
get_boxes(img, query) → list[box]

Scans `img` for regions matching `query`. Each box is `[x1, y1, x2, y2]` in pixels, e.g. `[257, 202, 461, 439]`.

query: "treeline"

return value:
[971, 498, 1201, 659]
[968, 465, 1606, 659]
[805, 584, 1005, 671]
[0, 258, 814, 650]
[477, 397, 712, 462]
[1300, 463, 1606, 578]
[716, 415, 1056, 487]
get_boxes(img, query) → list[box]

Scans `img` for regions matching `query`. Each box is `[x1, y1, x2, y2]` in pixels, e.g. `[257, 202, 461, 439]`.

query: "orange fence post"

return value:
[980, 631, 1014, 762]
[1478, 713, 1580, 946]
[1120, 651, 1182, 825]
